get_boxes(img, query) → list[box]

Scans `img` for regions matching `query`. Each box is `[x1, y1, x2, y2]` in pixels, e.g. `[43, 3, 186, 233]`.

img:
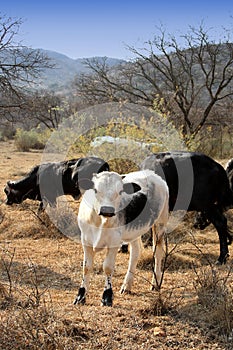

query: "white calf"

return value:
[74, 170, 169, 306]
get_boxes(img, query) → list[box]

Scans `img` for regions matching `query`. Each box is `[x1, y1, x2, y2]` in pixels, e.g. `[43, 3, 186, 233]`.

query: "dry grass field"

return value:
[1, 140, 233, 349]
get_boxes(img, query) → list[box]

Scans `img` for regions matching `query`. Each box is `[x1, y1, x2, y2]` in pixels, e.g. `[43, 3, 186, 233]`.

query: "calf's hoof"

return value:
[73, 287, 86, 305]
[101, 288, 113, 306]
[120, 285, 131, 294]
[119, 244, 129, 254]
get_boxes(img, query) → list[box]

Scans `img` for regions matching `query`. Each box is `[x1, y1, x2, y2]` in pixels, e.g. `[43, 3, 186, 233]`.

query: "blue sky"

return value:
[2, 0, 233, 59]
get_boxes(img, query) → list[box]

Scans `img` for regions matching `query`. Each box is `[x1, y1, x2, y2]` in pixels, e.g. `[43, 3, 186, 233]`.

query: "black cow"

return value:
[4, 157, 110, 209]
[191, 157, 233, 230]
[139, 151, 233, 264]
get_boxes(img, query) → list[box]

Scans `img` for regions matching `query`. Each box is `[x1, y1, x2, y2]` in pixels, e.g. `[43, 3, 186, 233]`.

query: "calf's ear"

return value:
[78, 178, 94, 191]
[123, 182, 141, 194]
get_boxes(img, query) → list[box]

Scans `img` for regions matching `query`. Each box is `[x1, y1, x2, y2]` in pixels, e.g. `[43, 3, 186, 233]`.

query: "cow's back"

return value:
[38, 161, 74, 205]
[141, 151, 233, 212]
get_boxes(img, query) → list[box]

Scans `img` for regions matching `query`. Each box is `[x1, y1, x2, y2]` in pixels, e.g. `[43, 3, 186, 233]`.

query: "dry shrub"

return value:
[108, 157, 139, 174]
[0, 302, 88, 350]
[0, 207, 5, 224]
[141, 287, 185, 319]
[147, 291, 174, 316]
[14, 128, 48, 152]
[193, 265, 233, 339]
[0, 282, 8, 307]
[0, 247, 88, 349]
[0, 201, 75, 240]
[0, 282, 6, 297]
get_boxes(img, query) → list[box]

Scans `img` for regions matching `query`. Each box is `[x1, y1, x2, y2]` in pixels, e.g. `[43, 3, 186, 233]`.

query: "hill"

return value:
[35, 49, 126, 91]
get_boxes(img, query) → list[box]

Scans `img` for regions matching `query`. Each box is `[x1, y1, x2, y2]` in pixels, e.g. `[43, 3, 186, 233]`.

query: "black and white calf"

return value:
[140, 151, 233, 264]
[4, 157, 109, 209]
[74, 170, 169, 306]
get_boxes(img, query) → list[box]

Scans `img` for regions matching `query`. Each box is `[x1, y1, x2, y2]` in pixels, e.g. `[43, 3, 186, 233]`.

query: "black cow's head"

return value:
[71, 157, 110, 190]
[4, 180, 39, 205]
[4, 181, 25, 205]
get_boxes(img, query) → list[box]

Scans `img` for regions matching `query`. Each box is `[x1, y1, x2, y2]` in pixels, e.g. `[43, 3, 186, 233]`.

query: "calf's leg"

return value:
[120, 237, 142, 294]
[74, 245, 94, 305]
[151, 224, 165, 290]
[102, 247, 118, 306]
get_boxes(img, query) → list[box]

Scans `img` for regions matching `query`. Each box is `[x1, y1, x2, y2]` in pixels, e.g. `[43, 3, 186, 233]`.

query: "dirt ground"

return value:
[0, 140, 233, 349]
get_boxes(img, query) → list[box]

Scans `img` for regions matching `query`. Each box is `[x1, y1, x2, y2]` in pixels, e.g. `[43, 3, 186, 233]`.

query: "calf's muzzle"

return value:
[99, 206, 116, 217]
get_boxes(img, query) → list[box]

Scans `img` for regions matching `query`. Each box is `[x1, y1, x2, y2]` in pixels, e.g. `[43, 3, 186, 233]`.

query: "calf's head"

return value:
[79, 171, 141, 218]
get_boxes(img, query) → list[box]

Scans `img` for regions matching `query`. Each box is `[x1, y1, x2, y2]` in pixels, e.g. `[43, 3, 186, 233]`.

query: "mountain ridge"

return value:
[36, 49, 126, 91]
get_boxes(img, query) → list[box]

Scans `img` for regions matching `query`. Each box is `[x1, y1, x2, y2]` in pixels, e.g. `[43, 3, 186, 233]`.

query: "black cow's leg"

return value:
[37, 201, 46, 214]
[205, 208, 229, 264]
[193, 212, 210, 230]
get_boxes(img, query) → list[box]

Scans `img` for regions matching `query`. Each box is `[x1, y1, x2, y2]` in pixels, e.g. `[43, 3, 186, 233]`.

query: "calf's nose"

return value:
[99, 206, 115, 217]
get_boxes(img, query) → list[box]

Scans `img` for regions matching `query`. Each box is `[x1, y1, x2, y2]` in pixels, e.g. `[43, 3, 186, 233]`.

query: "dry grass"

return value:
[1, 140, 233, 349]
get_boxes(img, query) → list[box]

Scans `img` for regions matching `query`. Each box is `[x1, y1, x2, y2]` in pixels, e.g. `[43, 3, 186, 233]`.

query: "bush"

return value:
[193, 265, 233, 338]
[14, 128, 50, 151]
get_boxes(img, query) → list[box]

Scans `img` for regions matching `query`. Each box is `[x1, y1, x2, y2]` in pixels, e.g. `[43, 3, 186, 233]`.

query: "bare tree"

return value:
[0, 14, 54, 120]
[72, 57, 149, 107]
[19, 90, 71, 130]
[73, 23, 233, 142]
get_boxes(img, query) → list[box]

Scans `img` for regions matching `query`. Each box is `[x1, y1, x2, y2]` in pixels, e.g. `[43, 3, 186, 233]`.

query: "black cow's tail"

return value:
[218, 178, 233, 247]
[221, 182, 233, 212]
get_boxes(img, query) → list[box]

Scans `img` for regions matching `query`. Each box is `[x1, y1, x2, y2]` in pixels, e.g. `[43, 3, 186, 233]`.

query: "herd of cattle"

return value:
[4, 151, 233, 306]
